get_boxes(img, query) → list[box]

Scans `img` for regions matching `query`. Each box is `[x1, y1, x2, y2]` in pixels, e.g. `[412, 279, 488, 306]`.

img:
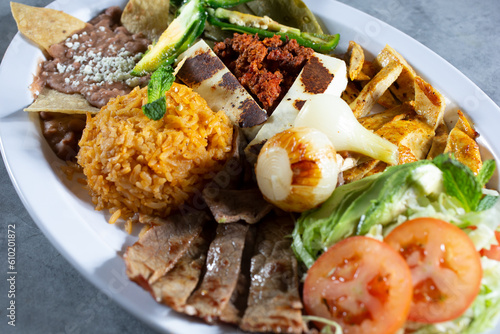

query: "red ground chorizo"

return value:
[214, 34, 314, 113]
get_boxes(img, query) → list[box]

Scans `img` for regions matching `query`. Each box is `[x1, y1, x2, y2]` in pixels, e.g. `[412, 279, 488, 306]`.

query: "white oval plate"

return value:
[0, 0, 499, 333]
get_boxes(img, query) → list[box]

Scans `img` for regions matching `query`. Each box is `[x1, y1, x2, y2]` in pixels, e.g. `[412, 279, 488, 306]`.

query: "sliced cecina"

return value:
[350, 60, 403, 118]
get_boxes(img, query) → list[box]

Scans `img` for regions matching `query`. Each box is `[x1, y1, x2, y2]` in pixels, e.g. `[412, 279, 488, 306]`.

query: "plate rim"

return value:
[1, 0, 500, 333]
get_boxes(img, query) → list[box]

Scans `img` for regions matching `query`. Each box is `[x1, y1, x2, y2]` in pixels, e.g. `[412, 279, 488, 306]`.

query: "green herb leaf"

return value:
[147, 64, 175, 103]
[143, 97, 167, 120]
[142, 63, 175, 120]
[432, 154, 482, 212]
[477, 159, 496, 188]
[477, 195, 499, 211]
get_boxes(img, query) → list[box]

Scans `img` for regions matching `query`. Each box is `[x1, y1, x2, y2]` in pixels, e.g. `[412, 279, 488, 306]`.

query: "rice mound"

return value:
[77, 83, 233, 222]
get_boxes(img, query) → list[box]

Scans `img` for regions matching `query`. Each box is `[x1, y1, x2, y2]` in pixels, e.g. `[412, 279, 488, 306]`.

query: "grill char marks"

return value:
[240, 215, 304, 334]
[149, 225, 213, 312]
[185, 222, 250, 324]
[126, 214, 305, 333]
[202, 188, 273, 224]
[123, 211, 209, 288]
[176, 40, 268, 128]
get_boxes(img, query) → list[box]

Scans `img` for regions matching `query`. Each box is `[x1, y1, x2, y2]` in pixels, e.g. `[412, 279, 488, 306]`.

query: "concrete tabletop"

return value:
[1, 0, 499, 333]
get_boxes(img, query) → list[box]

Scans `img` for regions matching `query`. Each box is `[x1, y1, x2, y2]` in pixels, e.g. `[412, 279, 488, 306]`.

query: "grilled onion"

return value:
[255, 127, 338, 212]
[294, 94, 399, 165]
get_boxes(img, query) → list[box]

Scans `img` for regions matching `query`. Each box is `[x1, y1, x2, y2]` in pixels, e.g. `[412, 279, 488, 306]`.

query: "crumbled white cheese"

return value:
[56, 63, 67, 74]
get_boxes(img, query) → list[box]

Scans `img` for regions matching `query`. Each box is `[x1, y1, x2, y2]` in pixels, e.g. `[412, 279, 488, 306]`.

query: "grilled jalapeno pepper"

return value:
[207, 7, 340, 53]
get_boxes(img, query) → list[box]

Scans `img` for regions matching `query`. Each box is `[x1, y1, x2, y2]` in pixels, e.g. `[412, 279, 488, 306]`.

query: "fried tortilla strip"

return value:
[123, 211, 209, 288]
[414, 76, 446, 130]
[377, 89, 401, 109]
[150, 227, 212, 312]
[350, 60, 403, 118]
[455, 110, 479, 139]
[346, 41, 368, 81]
[358, 60, 401, 108]
[361, 60, 377, 78]
[24, 87, 99, 114]
[341, 81, 360, 105]
[176, 40, 268, 130]
[344, 112, 434, 182]
[11, 2, 86, 54]
[185, 222, 249, 324]
[444, 111, 482, 175]
[427, 121, 449, 160]
[121, 0, 170, 41]
[358, 101, 415, 132]
[240, 215, 304, 334]
[343, 159, 382, 184]
[374, 44, 417, 102]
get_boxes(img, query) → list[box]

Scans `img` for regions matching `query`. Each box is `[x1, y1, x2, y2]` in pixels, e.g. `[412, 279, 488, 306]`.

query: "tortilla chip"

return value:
[24, 87, 99, 114]
[121, 0, 170, 41]
[11, 2, 86, 53]
[244, 0, 324, 34]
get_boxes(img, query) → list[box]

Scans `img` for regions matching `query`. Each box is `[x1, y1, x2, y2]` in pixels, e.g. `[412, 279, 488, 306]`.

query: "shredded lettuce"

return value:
[292, 155, 500, 333]
[303, 315, 343, 334]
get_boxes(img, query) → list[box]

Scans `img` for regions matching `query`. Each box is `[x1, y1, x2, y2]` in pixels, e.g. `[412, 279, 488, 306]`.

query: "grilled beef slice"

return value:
[123, 210, 210, 289]
[202, 188, 273, 224]
[240, 215, 304, 334]
[185, 222, 249, 323]
[150, 226, 213, 312]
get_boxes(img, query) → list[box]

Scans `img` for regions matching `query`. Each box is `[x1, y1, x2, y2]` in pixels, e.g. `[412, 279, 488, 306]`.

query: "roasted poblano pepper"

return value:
[207, 7, 340, 53]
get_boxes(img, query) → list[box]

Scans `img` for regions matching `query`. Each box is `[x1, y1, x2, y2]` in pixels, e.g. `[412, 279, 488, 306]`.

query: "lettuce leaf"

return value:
[292, 155, 500, 333]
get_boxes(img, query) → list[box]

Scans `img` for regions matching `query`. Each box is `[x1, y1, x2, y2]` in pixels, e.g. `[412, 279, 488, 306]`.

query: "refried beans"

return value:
[214, 33, 314, 113]
[35, 6, 151, 161]
[36, 6, 150, 108]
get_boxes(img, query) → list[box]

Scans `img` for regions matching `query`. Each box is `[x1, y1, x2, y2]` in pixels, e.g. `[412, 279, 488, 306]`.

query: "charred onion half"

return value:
[255, 127, 339, 212]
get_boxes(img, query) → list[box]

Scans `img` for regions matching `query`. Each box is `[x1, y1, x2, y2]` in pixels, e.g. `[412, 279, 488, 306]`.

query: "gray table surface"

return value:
[1, 0, 499, 333]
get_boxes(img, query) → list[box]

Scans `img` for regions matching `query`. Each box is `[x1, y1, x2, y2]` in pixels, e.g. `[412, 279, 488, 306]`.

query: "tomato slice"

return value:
[303, 236, 413, 334]
[480, 231, 500, 261]
[384, 217, 482, 323]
